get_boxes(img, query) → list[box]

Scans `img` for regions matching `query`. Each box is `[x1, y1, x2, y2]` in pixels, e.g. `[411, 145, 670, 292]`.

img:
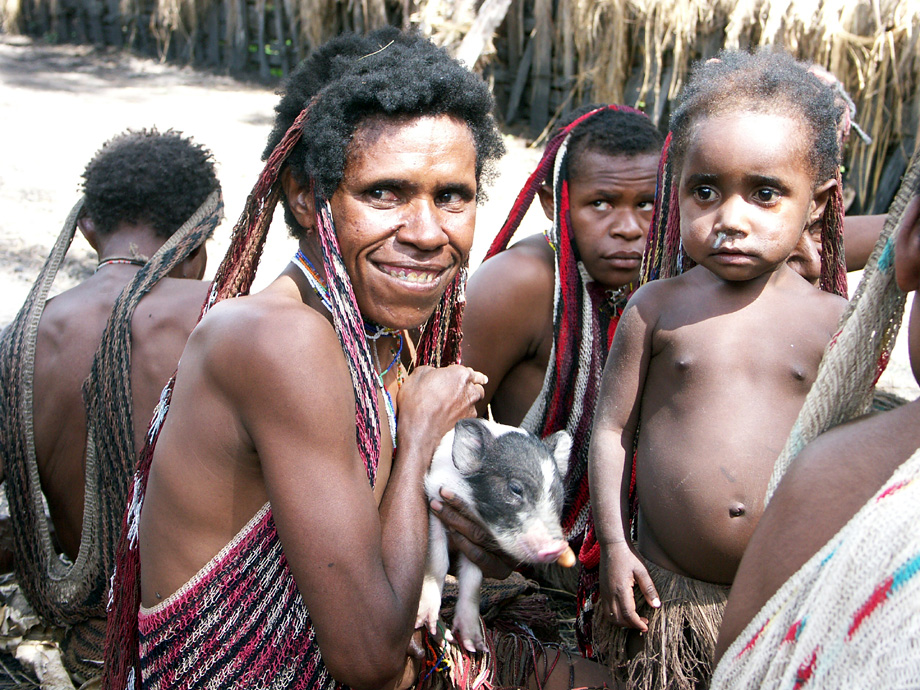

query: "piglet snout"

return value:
[536, 541, 569, 562]
[519, 529, 568, 564]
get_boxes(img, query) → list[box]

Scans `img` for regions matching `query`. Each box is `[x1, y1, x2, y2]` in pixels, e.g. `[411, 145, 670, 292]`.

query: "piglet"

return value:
[416, 418, 575, 652]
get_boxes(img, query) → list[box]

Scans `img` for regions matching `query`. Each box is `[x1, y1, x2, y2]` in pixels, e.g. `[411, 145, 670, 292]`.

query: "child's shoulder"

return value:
[628, 271, 694, 305]
[625, 270, 711, 319]
[780, 271, 848, 323]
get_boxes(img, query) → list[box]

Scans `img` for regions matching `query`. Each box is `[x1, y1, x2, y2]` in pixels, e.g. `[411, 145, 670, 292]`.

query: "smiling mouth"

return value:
[379, 265, 446, 285]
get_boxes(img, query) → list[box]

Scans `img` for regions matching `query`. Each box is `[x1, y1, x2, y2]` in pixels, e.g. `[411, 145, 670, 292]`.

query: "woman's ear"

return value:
[281, 168, 316, 232]
[537, 184, 555, 222]
[808, 178, 838, 225]
[894, 193, 920, 294]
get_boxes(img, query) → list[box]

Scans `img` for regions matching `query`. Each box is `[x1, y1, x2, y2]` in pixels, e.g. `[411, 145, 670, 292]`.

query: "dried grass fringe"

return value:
[418, 573, 577, 690]
[592, 559, 728, 690]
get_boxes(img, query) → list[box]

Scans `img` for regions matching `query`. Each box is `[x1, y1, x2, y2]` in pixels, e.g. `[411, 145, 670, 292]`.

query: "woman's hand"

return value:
[430, 487, 517, 580]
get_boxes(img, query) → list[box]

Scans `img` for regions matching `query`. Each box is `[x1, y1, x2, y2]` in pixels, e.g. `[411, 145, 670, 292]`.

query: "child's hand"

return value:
[598, 541, 661, 631]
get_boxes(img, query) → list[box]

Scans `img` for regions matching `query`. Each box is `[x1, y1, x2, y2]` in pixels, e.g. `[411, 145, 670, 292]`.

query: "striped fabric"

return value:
[138, 504, 339, 690]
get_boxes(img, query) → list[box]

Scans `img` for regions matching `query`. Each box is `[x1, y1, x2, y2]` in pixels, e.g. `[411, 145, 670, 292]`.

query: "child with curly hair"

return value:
[587, 49, 849, 688]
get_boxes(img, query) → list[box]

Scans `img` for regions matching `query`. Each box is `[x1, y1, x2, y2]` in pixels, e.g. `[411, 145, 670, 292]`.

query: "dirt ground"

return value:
[1, 33, 916, 399]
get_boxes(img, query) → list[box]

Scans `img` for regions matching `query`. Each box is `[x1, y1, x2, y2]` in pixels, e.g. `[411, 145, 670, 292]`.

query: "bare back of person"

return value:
[32, 267, 209, 561]
[630, 264, 845, 583]
[463, 234, 555, 424]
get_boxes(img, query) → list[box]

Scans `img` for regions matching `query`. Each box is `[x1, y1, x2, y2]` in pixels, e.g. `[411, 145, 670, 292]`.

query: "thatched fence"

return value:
[2, 0, 918, 211]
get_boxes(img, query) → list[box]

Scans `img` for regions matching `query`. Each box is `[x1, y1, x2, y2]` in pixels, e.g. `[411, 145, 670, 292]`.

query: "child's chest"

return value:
[650, 305, 830, 388]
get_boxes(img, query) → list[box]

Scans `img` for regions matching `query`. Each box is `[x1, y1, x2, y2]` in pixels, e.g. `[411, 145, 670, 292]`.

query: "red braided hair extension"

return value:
[820, 168, 849, 297]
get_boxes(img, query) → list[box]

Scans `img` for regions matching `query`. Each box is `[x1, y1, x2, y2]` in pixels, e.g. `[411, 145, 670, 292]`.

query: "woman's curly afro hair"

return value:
[264, 27, 505, 238]
[81, 128, 220, 238]
[669, 49, 845, 188]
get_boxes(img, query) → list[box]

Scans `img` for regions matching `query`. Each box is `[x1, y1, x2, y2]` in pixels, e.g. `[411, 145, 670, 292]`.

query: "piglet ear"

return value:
[451, 419, 489, 475]
[543, 431, 571, 477]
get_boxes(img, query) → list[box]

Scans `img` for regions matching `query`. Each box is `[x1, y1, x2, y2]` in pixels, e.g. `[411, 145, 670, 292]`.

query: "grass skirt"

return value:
[591, 559, 728, 689]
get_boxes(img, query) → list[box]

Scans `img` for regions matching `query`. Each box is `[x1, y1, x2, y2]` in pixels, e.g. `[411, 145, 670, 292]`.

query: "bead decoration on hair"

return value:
[292, 248, 398, 447]
[95, 257, 148, 272]
[292, 250, 333, 312]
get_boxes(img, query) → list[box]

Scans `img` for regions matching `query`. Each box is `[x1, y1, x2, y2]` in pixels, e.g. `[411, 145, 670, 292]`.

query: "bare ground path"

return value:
[0, 34, 547, 325]
[1, 33, 915, 400]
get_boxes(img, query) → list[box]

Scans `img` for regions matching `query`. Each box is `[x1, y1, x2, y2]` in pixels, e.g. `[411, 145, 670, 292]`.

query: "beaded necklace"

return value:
[95, 257, 147, 272]
[292, 250, 399, 446]
[293, 250, 333, 312]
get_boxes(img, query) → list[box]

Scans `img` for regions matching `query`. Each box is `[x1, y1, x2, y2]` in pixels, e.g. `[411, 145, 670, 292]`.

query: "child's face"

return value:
[678, 112, 830, 283]
[543, 149, 658, 290]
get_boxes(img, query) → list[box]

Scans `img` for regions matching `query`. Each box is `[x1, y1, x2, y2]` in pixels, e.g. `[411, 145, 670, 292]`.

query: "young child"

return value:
[587, 50, 849, 688]
[712, 146, 920, 688]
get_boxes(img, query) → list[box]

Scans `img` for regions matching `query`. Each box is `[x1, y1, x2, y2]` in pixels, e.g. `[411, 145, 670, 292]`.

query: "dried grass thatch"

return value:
[477, 0, 919, 210]
[1, 0, 917, 207]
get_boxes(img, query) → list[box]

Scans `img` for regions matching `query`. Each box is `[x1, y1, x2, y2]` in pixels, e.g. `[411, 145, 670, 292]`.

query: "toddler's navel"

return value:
[729, 504, 746, 518]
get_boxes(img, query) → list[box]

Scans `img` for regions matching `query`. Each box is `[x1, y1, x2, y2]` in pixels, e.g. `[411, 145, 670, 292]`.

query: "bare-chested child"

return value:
[588, 50, 850, 688]
[712, 146, 920, 688]
[0, 128, 220, 681]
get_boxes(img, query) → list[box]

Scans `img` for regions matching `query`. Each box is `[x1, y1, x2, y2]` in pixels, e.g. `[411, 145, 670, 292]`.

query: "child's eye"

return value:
[754, 189, 779, 203]
[591, 200, 612, 210]
[693, 186, 716, 201]
[637, 200, 655, 212]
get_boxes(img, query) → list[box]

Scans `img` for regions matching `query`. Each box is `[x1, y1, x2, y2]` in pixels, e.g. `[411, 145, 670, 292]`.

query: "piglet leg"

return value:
[452, 555, 485, 652]
[417, 512, 451, 636]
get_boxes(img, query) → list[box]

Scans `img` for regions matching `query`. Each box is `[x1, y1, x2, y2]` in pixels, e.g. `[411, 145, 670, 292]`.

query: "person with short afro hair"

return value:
[546, 104, 664, 184]
[0, 127, 222, 685]
[265, 27, 505, 239]
[103, 28, 613, 690]
[81, 127, 219, 238]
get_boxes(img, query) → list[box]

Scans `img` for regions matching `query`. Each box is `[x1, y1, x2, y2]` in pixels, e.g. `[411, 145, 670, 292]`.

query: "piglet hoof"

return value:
[416, 580, 442, 636]
[452, 605, 485, 653]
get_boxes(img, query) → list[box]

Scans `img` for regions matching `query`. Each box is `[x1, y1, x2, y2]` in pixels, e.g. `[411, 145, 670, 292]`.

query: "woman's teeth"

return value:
[385, 268, 437, 284]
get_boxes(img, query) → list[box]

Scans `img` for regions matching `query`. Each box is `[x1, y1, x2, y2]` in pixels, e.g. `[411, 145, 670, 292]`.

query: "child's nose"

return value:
[713, 195, 750, 235]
